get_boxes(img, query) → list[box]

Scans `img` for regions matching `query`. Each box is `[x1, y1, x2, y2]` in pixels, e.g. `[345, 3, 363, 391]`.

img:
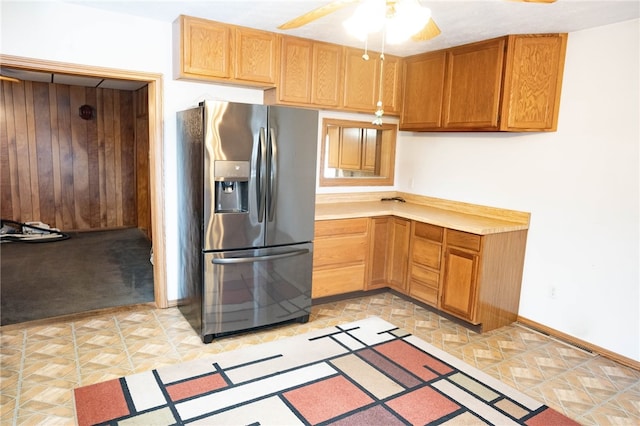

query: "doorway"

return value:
[0, 54, 167, 323]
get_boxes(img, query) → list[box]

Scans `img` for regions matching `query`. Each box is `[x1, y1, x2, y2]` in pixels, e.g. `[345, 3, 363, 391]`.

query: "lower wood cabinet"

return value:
[441, 229, 528, 331]
[368, 217, 410, 292]
[441, 232, 480, 321]
[312, 218, 370, 298]
[408, 222, 444, 307]
[314, 217, 527, 332]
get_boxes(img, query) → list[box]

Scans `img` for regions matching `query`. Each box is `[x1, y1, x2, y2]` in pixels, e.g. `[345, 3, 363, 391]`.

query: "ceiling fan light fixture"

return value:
[343, 0, 431, 43]
[343, 0, 386, 40]
[386, 0, 431, 44]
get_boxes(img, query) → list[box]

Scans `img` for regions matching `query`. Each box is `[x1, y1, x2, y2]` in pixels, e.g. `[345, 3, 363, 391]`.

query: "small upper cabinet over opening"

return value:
[320, 119, 397, 187]
[173, 15, 278, 87]
[400, 33, 568, 132]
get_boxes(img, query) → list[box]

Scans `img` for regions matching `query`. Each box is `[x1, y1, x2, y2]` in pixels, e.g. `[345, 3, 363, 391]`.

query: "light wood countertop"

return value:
[315, 193, 530, 235]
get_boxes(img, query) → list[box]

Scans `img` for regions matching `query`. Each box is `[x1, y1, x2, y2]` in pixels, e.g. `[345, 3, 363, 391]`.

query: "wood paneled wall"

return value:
[1, 80, 149, 233]
[134, 85, 151, 239]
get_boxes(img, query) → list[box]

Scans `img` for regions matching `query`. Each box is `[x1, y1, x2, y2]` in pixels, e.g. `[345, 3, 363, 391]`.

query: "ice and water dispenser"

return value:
[214, 161, 249, 213]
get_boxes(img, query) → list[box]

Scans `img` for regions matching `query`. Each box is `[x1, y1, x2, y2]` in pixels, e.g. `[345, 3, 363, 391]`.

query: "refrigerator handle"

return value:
[257, 127, 267, 223]
[212, 248, 309, 264]
[268, 127, 278, 221]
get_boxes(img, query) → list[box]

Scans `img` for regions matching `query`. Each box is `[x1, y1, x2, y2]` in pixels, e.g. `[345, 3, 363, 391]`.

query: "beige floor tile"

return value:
[1, 292, 638, 425]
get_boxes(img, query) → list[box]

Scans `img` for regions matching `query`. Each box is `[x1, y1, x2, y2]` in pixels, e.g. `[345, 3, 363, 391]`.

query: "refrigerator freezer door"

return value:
[201, 243, 313, 341]
[266, 106, 319, 246]
[203, 101, 268, 251]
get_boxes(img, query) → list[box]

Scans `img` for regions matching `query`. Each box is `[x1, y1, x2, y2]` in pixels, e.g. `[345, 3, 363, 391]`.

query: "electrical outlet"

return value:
[550, 286, 557, 299]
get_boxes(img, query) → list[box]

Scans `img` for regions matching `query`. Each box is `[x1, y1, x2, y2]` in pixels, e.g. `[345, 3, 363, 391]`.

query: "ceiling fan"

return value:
[278, 0, 557, 42]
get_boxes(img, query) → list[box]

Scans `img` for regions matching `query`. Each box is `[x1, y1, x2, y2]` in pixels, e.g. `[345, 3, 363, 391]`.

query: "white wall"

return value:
[396, 19, 639, 361]
[2, 2, 637, 361]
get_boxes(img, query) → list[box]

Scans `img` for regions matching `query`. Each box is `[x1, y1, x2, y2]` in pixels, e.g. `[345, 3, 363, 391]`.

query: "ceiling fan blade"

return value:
[411, 18, 441, 41]
[509, 0, 557, 3]
[278, 0, 359, 30]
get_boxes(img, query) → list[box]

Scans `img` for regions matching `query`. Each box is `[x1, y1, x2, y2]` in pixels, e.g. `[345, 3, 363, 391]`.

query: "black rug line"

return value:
[152, 368, 183, 424]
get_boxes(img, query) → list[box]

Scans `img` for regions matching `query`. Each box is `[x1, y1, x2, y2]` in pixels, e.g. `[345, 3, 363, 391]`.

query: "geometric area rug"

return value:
[73, 316, 580, 425]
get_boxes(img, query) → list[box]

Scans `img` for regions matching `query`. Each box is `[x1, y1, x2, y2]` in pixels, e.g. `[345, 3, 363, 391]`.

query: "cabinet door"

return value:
[235, 27, 277, 84]
[179, 15, 231, 79]
[368, 217, 391, 289]
[380, 54, 403, 115]
[278, 37, 313, 103]
[388, 218, 410, 291]
[441, 247, 479, 322]
[361, 128, 378, 172]
[443, 38, 506, 130]
[338, 128, 362, 170]
[400, 51, 446, 130]
[312, 42, 343, 107]
[500, 34, 567, 131]
[326, 126, 340, 169]
[342, 47, 378, 111]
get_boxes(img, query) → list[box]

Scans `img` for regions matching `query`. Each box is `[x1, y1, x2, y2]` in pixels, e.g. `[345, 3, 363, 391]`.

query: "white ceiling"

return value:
[3, 0, 638, 87]
[67, 0, 640, 57]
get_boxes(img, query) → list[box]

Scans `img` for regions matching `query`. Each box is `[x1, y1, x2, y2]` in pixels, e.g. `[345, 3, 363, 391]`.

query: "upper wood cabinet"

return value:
[265, 37, 343, 107]
[443, 38, 506, 129]
[173, 15, 278, 87]
[400, 51, 446, 130]
[343, 47, 403, 115]
[336, 127, 379, 172]
[312, 42, 344, 106]
[500, 34, 567, 131]
[400, 33, 567, 131]
[234, 27, 278, 84]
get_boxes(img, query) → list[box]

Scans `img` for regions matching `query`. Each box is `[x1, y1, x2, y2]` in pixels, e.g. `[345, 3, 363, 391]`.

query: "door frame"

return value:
[0, 54, 168, 308]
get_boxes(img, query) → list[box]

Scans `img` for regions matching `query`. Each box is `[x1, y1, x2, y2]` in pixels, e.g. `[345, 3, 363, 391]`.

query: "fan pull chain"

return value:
[373, 30, 386, 125]
[362, 36, 369, 61]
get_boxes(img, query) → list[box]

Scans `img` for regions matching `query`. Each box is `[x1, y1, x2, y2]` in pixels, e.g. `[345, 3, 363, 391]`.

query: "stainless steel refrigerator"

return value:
[176, 101, 318, 343]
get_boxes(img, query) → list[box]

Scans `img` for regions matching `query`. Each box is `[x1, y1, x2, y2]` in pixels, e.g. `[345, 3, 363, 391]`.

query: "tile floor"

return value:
[1, 292, 639, 425]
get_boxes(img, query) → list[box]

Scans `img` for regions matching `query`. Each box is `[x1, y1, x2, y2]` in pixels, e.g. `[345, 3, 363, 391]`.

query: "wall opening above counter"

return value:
[319, 118, 397, 187]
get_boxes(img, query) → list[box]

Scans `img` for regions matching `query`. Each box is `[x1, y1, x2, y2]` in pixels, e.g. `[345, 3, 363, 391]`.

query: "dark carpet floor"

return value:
[1, 227, 154, 325]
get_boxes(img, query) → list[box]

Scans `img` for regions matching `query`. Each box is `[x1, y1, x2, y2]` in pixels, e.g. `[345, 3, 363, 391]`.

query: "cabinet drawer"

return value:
[414, 222, 444, 242]
[447, 229, 481, 251]
[411, 238, 442, 270]
[410, 264, 439, 287]
[313, 235, 367, 268]
[312, 264, 365, 298]
[315, 218, 368, 238]
[409, 280, 438, 306]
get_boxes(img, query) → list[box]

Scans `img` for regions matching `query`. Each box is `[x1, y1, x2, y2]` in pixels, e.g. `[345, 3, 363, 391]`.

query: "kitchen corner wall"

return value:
[2, 2, 637, 361]
[395, 19, 639, 362]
